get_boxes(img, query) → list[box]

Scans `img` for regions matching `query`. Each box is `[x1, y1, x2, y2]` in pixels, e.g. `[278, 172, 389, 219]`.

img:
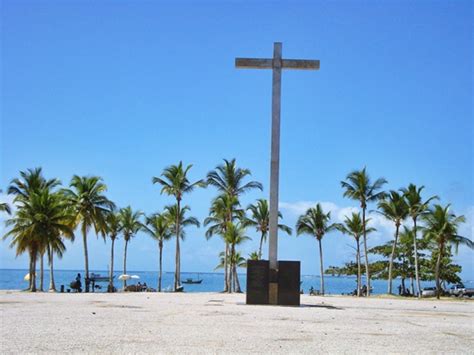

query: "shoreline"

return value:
[2, 291, 473, 353]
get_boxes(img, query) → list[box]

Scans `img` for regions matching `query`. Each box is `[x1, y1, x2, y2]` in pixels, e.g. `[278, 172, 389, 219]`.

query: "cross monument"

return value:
[236, 42, 319, 305]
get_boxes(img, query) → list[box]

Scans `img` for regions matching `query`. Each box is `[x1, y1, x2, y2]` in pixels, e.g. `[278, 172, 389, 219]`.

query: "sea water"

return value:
[1, 268, 465, 294]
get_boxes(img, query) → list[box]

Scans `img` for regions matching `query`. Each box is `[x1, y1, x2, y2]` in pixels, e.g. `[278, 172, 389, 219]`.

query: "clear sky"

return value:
[1, 1, 472, 279]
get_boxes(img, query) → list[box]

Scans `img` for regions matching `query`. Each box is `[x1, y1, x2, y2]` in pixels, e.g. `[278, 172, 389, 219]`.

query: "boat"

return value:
[182, 274, 203, 284]
[90, 273, 113, 282]
[182, 278, 203, 284]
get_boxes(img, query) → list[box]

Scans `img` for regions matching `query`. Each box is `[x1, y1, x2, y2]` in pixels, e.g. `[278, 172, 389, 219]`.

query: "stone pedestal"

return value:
[246, 260, 300, 306]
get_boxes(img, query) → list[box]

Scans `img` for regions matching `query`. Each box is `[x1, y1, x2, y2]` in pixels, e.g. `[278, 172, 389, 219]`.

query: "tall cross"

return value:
[236, 42, 319, 303]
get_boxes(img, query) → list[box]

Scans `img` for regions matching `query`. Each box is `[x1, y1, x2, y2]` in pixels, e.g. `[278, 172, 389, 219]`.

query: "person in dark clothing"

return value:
[76, 273, 82, 289]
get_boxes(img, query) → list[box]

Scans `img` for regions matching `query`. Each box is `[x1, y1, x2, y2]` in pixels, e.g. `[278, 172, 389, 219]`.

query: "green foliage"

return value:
[296, 203, 340, 240]
[119, 206, 143, 242]
[152, 161, 206, 201]
[341, 168, 387, 209]
[165, 204, 200, 240]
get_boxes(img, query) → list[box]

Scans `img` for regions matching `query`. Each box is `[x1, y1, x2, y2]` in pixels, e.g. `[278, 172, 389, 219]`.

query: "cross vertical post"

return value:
[268, 42, 282, 304]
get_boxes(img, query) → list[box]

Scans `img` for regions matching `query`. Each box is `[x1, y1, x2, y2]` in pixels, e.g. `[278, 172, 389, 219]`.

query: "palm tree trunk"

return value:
[228, 244, 234, 293]
[412, 217, 422, 298]
[356, 238, 361, 297]
[234, 264, 242, 292]
[223, 242, 229, 292]
[82, 224, 90, 292]
[158, 241, 163, 292]
[109, 237, 115, 292]
[435, 245, 443, 300]
[362, 207, 371, 296]
[31, 252, 37, 292]
[388, 223, 400, 294]
[401, 278, 406, 295]
[258, 232, 265, 260]
[175, 198, 181, 291]
[48, 245, 56, 292]
[123, 239, 128, 290]
[28, 251, 33, 291]
[39, 252, 44, 291]
[318, 238, 325, 295]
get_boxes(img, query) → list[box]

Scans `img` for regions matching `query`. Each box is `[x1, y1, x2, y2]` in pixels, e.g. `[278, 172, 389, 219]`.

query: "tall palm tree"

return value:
[164, 204, 200, 290]
[207, 158, 262, 291]
[422, 204, 472, 299]
[296, 203, 340, 295]
[8, 168, 61, 291]
[4, 190, 74, 292]
[153, 162, 205, 291]
[105, 211, 121, 292]
[119, 206, 143, 289]
[337, 212, 376, 296]
[64, 175, 114, 292]
[46, 192, 75, 292]
[376, 191, 409, 294]
[245, 198, 292, 259]
[401, 184, 438, 298]
[341, 168, 387, 296]
[204, 193, 244, 292]
[144, 212, 172, 291]
[224, 222, 251, 292]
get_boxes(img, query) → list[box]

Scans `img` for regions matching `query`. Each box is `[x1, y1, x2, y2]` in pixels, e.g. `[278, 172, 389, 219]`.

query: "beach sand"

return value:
[1, 291, 473, 353]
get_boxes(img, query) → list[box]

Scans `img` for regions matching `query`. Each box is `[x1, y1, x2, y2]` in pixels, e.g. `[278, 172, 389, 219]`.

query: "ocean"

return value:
[1, 268, 464, 294]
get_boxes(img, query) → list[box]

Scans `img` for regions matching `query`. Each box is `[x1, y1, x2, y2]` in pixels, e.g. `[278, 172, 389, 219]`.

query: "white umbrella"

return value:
[24, 273, 35, 281]
[130, 275, 140, 280]
[118, 274, 131, 281]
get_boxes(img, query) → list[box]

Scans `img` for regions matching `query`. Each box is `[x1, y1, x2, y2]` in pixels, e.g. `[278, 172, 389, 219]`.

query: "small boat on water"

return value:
[90, 273, 113, 282]
[182, 278, 203, 284]
[182, 274, 203, 284]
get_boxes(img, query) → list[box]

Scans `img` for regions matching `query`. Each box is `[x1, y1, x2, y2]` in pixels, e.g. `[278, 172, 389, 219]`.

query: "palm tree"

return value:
[204, 193, 244, 292]
[337, 212, 376, 296]
[46, 192, 75, 292]
[144, 212, 172, 291]
[164, 204, 200, 290]
[4, 190, 74, 292]
[245, 198, 292, 259]
[63, 175, 114, 292]
[119, 206, 143, 289]
[422, 204, 472, 299]
[153, 162, 205, 291]
[224, 222, 251, 292]
[401, 184, 438, 298]
[8, 168, 61, 291]
[207, 158, 262, 291]
[296, 203, 340, 295]
[376, 191, 409, 294]
[105, 211, 121, 292]
[341, 168, 387, 296]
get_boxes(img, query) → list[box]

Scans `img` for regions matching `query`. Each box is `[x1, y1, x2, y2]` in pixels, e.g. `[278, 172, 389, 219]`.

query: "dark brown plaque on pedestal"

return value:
[277, 261, 300, 306]
[246, 260, 269, 305]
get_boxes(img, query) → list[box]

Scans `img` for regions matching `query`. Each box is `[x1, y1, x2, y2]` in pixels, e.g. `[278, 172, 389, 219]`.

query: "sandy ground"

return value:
[0, 291, 473, 354]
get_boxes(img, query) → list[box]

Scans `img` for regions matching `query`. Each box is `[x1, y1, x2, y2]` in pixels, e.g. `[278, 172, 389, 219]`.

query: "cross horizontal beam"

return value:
[235, 58, 320, 70]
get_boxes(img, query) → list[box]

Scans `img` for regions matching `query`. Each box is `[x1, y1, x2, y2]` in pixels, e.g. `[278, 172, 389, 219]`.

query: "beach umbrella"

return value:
[131, 275, 140, 280]
[118, 274, 131, 281]
[24, 273, 35, 281]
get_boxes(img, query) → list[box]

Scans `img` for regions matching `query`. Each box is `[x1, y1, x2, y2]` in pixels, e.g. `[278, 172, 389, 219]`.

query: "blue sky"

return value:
[1, 1, 472, 279]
